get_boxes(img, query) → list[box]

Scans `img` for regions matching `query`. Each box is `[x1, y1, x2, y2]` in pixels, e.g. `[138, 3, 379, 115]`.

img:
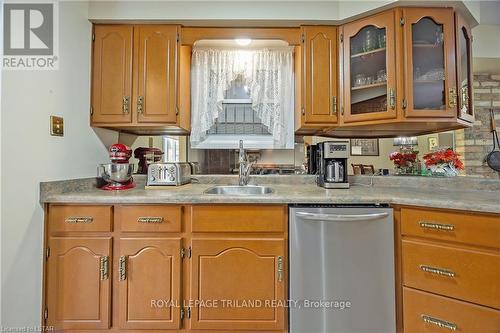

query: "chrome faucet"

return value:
[238, 140, 252, 186]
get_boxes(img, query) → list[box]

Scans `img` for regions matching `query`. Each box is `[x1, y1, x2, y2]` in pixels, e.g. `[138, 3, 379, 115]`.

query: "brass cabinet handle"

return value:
[389, 88, 395, 109]
[137, 217, 164, 223]
[277, 256, 284, 282]
[65, 217, 93, 224]
[137, 95, 144, 114]
[421, 315, 457, 331]
[100, 256, 109, 280]
[419, 221, 454, 231]
[461, 87, 469, 110]
[119, 256, 127, 281]
[332, 96, 337, 115]
[419, 265, 456, 278]
[122, 96, 130, 114]
[448, 88, 457, 108]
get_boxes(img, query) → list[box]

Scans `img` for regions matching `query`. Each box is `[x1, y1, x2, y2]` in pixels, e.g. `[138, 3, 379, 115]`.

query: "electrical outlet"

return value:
[50, 116, 64, 136]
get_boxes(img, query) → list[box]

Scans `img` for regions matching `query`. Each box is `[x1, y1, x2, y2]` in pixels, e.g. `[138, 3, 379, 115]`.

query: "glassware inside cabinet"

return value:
[350, 25, 388, 115]
[411, 18, 446, 110]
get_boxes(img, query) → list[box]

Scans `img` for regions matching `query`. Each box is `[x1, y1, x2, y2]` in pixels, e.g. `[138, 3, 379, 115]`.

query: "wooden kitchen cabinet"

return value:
[398, 207, 500, 333]
[330, 7, 471, 137]
[91, 25, 133, 124]
[135, 25, 178, 124]
[43, 204, 288, 332]
[91, 24, 188, 134]
[118, 237, 182, 330]
[296, 26, 339, 133]
[342, 10, 398, 123]
[455, 12, 474, 123]
[190, 238, 286, 331]
[402, 8, 456, 118]
[46, 237, 112, 330]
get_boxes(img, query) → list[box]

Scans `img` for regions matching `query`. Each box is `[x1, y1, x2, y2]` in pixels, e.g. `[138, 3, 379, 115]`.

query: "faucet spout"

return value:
[238, 140, 250, 186]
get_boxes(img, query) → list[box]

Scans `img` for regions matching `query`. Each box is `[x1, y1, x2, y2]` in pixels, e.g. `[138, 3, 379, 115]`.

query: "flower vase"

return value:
[428, 163, 459, 177]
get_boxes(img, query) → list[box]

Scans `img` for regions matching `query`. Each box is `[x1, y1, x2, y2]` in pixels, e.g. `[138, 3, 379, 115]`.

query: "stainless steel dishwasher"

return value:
[290, 205, 395, 333]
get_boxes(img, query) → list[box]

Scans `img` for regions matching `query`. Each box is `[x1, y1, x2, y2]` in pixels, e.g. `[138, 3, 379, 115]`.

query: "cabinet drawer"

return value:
[116, 205, 181, 232]
[191, 205, 285, 233]
[402, 240, 500, 309]
[401, 207, 500, 248]
[403, 287, 500, 333]
[49, 205, 112, 232]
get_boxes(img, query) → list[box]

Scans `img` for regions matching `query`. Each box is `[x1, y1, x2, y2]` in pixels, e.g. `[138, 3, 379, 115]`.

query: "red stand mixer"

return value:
[98, 144, 135, 190]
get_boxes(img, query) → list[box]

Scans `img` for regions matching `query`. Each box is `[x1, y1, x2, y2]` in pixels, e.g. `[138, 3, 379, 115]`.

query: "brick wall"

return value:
[460, 74, 500, 178]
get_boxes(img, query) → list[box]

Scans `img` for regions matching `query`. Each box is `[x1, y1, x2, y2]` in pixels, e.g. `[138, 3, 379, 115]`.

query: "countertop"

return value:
[40, 175, 500, 214]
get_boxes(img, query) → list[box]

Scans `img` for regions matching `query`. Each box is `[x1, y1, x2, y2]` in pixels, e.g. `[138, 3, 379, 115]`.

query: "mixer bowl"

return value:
[98, 163, 134, 184]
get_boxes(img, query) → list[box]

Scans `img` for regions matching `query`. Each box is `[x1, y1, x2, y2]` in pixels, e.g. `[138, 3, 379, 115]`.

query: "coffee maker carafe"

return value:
[318, 141, 349, 189]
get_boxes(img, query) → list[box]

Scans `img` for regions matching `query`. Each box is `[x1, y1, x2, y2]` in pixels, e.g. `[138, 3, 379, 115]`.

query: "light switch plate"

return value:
[50, 116, 64, 136]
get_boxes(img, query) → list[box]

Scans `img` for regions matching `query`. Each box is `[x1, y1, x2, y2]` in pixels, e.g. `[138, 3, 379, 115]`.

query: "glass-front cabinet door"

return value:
[456, 13, 474, 123]
[403, 8, 456, 118]
[343, 10, 397, 123]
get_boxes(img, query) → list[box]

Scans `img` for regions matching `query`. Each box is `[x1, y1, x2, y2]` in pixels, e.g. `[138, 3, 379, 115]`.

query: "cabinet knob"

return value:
[448, 88, 457, 108]
[331, 96, 337, 115]
[421, 315, 457, 331]
[65, 217, 93, 224]
[119, 256, 127, 281]
[122, 96, 130, 114]
[389, 88, 396, 110]
[137, 95, 144, 114]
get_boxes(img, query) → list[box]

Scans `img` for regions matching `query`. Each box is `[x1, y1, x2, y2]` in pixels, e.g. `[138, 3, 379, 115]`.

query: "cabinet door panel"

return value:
[343, 10, 397, 123]
[136, 25, 178, 123]
[92, 25, 133, 123]
[403, 8, 456, 118]
[456, 13, 474, 123]
[302, 26, 338, 124]
[46, 237, 112, 330]
[118, 238, 181, 330]
[190, 238, 286, 330]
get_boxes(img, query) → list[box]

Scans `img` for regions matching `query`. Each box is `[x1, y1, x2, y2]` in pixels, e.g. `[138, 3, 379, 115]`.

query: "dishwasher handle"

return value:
[295, 211, 389, 222]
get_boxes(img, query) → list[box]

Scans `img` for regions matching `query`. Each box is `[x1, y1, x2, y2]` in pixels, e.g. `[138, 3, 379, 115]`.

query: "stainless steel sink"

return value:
[204, 185, 274, 195]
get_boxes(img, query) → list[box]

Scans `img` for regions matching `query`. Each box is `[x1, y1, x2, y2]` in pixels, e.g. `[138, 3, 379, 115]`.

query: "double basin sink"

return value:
[204, 185, 274, 196]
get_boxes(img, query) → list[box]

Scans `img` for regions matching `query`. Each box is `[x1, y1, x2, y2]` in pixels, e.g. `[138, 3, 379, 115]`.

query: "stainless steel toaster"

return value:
[147, 162, 191, 186]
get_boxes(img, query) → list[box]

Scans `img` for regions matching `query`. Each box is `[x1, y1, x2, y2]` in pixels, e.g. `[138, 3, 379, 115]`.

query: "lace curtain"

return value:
[191, 47, 294, 147]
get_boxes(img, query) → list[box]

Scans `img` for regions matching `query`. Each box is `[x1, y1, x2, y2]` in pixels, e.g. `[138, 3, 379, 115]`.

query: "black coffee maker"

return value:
[317, 141, 350, 189]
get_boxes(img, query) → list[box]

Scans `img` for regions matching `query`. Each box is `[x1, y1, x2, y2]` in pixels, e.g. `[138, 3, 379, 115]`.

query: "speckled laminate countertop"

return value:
[40, 175, 500, 214]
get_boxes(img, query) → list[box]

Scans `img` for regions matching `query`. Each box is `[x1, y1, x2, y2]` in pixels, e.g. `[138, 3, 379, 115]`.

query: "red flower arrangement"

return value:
[389, 151, 418, 167]
[423, 149, 464, 170]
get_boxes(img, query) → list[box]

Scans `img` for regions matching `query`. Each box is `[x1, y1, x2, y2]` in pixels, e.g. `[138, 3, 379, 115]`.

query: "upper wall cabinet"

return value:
[92, 25, 133, 124]
[328, 7, 472, 137]
[342, 10, 397, 123]
[402, 8, 456, 118]
[135, 26, 178, 124]
[91, 24, 189, 134]
[296, 26, 338, 134]
[455, 13, 474, 123]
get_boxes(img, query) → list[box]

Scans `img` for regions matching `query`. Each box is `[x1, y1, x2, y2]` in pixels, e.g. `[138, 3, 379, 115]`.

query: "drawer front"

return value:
[402, 240, 500, 309]
[116, 205, 181, 232]
[191, 205, 285, 233]
[401, 208, 500, 248]
[403, 287, 500, 333]
[49, 205, 112, 232]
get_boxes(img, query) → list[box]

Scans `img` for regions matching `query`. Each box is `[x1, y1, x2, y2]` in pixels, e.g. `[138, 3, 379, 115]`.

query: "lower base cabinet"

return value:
[44, 204, 288, 332]
[118, 238, 182, 330]
[46, 237, 112, 330]
[190, 238, 286, 330]
[403, 287, 500, 333]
